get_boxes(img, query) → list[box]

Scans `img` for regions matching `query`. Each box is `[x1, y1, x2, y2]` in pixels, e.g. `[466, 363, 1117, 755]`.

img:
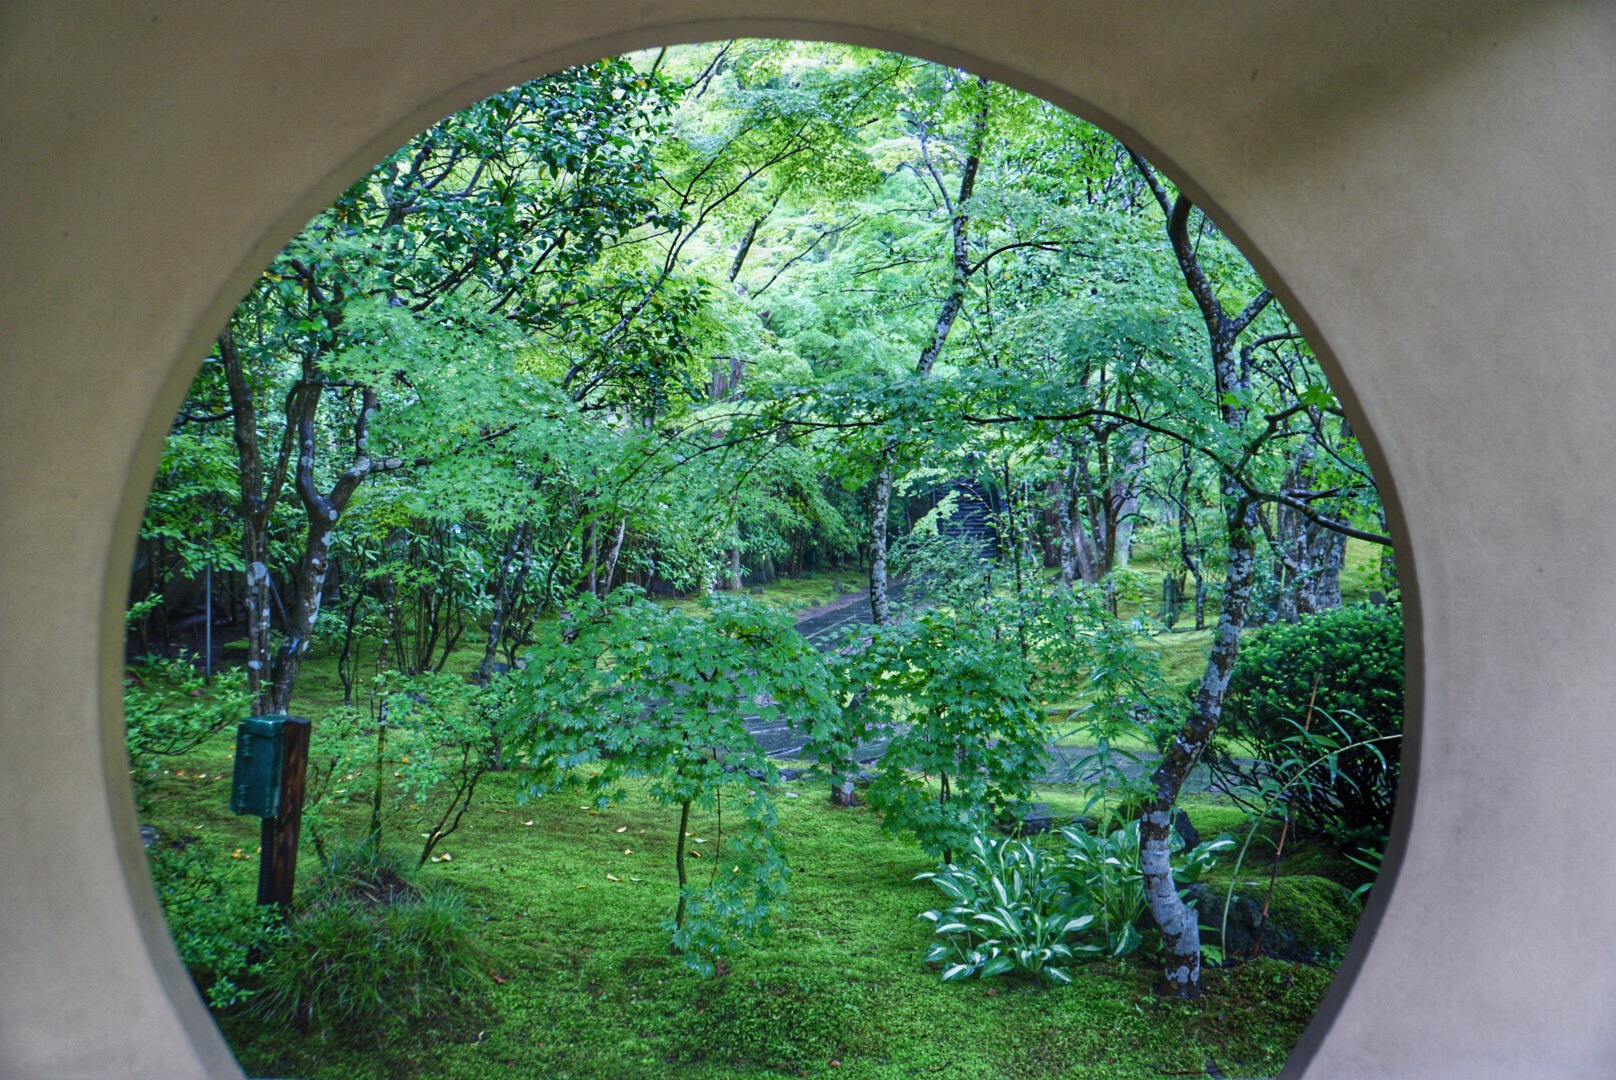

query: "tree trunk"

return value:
[867, 76, 990, 623]
[1141, 489, 1259, 996]
[266, 380, 382, 713]
[1273, 432, 1348, 618]
[1107, 432, 1148, 569]
[220, 324, 294, 715]
[869, 453, 895, 625]
[1128, 147, 1276, 997]
[585, 521, 598, 597]
[481, 522, 531, 676]
[601, 517, 627, 597]
[672, 797, 692, 938]
[1057, 456, 1101, 586]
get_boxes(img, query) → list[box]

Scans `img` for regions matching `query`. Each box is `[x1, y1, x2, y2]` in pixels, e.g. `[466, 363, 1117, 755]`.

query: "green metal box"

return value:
[230, 716, 288, 817]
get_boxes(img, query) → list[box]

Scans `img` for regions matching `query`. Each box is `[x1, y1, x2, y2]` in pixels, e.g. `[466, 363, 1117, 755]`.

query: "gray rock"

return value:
[829, 772, 875, 807]
[1172, 809, 1200, 849]
[996, 802, 1057, 837]
[1186, 875, 1361, 965]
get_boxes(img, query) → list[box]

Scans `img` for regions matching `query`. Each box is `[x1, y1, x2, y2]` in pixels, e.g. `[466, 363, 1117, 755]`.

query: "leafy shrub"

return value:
[301, 668, 499, 868]
[511, 588, 836, 971]
[917, 824, 1232, 982]
[827, 609, 1049, 861]
[252, 843, 485, 1035]
[123, 657, 252, 807]
[1218, 602, 1403, 841]
[147, 841, 283, 1009]
[666, 830, 792, 978]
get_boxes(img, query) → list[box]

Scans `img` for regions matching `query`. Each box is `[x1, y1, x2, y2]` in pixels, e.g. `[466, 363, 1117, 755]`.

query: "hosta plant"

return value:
[918, 821, 1235, 983]
[917, 833, 1100, 984]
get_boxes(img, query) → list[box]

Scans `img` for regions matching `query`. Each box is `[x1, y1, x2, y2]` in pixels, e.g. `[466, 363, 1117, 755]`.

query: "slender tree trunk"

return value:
[481, 522, 530, 675]
[1107, 432, 1148, 568]
[869, 453, 895, 625]
[601, 517, 627, 597]
[1176, 443, 1207, 630]
[267, 380, 382, 714]
[672, 797, 692, 938]
[1057, 456, 1101, 586]
[1141, 487, 1258, 996]
[867, 76, 990, 623]
[220, 324, 294, 715]
[585, 521, 599, 598]
[1128, 147, 1275, 997]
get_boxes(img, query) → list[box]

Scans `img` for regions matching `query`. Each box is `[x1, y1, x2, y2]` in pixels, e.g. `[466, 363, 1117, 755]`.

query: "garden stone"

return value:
[829, 771, 875, 807]
[1186, 875, 1360, 965]
[996, 802, 1057, 836]
[1172, 809, 1200, 849]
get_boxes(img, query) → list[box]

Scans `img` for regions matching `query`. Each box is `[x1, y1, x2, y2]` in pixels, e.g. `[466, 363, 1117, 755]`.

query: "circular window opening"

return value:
[124, 39, 1402, 1078]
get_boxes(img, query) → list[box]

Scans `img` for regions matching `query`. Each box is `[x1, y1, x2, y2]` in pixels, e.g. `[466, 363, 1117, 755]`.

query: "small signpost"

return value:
[229, 715, 311, 910]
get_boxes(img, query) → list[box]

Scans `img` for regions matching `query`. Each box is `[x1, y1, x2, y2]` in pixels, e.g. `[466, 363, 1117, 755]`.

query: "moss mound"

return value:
[1191, 874, 1360, 965]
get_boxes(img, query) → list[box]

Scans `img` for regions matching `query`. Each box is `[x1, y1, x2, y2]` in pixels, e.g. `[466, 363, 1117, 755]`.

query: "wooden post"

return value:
[257, 716, 310, 910]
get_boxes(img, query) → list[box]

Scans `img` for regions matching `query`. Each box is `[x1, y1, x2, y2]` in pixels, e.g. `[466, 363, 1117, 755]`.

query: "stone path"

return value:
[750, 584, 1235, 795]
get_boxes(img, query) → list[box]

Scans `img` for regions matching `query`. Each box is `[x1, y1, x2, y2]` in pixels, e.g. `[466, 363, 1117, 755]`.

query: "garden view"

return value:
[126, 40, 1403, 1080]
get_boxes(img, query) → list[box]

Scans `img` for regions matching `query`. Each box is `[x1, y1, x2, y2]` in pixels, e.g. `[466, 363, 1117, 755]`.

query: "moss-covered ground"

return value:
[144, 756, 1342, 1080]
[136, 567, 1378, 1079]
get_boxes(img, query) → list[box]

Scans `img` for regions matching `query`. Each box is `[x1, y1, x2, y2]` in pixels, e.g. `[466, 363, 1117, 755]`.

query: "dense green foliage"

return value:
[1219, 603, 1404, 841]
[123, 657, 253, 807]
[126, 35, 1398, 1069]
[830, 607, 1050, 860]
[146, 840, 284, 1009]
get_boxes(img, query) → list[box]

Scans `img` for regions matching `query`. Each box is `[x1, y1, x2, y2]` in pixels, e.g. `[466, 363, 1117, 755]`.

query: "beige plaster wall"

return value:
[3, 3, 1612, 1076]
